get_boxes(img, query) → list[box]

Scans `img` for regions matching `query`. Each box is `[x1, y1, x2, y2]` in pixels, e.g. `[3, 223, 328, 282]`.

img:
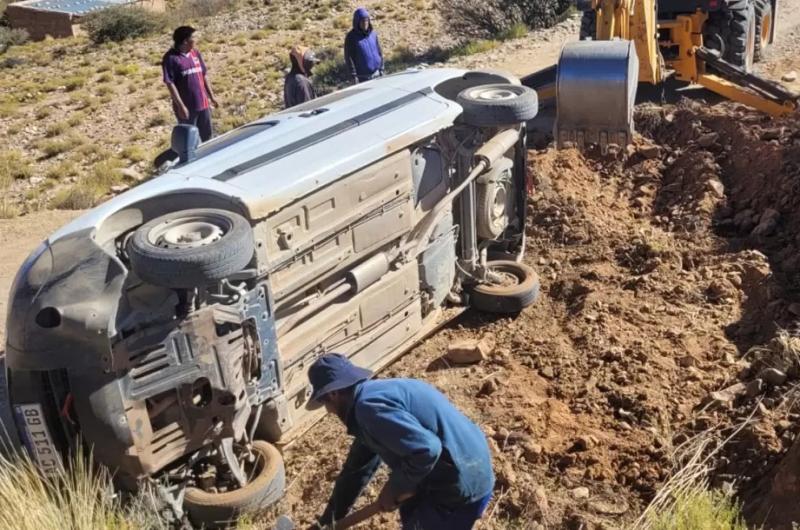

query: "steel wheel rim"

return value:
[148, 215, 230, 249]
[469, 86, 518, 101]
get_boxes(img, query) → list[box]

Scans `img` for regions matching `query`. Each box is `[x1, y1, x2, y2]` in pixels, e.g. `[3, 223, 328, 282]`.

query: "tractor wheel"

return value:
[754, 0, 773, 61]
[579, 10, 596, 40]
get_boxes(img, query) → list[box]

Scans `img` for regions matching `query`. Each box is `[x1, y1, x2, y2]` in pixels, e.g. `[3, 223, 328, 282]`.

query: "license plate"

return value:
[14, 403, 63, 476]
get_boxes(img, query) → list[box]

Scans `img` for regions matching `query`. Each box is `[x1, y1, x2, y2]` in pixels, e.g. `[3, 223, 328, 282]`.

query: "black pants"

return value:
[177, 108, 213, 142]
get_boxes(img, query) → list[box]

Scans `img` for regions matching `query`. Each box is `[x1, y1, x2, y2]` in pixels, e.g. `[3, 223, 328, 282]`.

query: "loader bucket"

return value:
[554, 40, 639, 151]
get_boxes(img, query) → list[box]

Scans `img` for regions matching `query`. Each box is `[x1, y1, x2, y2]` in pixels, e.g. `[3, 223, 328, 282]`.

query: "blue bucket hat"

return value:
[309, 353, 372, 402]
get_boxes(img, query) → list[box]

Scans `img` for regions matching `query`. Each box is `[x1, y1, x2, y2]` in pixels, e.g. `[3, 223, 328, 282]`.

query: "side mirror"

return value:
[171, 124, 200, 164]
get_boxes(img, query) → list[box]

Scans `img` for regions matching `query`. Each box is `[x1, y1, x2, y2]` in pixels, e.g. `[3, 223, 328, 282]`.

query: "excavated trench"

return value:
[276, 101, 800, 529]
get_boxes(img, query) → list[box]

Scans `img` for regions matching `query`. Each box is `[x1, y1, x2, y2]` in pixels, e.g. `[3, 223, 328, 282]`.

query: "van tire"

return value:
[468, 261, 539, 313]
[128, 208, 254, 289]
[184, 441, 285, 528]
[456, 84, 538, 127]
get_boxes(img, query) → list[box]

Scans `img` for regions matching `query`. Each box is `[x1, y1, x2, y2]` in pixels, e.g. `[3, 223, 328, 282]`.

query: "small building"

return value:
[5, 0, 165, 41]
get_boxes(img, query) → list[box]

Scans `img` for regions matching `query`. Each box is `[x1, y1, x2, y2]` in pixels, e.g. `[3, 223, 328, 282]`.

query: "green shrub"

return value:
[81, 6, 168, 44]
[0, 27, 29, 53]
[438, 0, 570, 38]
[45, 121, 68, 138]
[113, 63, 140, 76]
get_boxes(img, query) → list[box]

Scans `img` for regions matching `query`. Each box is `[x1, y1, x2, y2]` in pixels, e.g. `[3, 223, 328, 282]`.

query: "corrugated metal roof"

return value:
[24, 0, 134, 15]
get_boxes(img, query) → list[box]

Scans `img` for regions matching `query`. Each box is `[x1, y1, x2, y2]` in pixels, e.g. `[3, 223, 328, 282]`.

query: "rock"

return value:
[497, 462, 517, 488]
[746, 378, 764, 398]
[760, 208, 781, 224]
[540, 366, 555, 379]
[533, 485, 549, 513]
[707, 179, 725, 198]
[697, 132, 719, 147]
[589, 499, 629, 515]
[571, 486, 590, 500]
[446, 335, 494, 364]
[752, 218, 778, 237]
[761, 128, 783, 141]
[477, 378, 498, 396]
[782, 71, 798, 82]
[522, 441, 544, 462]
[572, 435, 598, 452]
[120, 167, 145, 181]
[704, 382, 746, 408]
[760, 367, 788, 386]
[678, 355, 697, 368]
[788, 303, 800, 316]
[110, 184, 130, 194]
[638, 144, 662, 159]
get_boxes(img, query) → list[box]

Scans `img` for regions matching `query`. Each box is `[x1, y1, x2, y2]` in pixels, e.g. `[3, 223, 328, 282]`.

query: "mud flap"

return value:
[554, 40, 639, 150]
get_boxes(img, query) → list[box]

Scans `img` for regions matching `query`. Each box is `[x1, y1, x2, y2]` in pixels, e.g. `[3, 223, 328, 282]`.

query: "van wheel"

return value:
[468, 260, 539, 313]
[127, 208, 254, 289]
[184, 440, 285, 528]
[456, 84, 538, 127]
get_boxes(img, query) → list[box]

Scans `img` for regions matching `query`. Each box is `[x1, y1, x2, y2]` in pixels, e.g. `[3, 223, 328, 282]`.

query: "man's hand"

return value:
[210, 96, 219, 108]
[176, 103, 190, 120]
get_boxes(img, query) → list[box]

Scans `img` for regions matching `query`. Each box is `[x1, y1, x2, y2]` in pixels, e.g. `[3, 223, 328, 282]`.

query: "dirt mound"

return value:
[273, 102, 800, 529]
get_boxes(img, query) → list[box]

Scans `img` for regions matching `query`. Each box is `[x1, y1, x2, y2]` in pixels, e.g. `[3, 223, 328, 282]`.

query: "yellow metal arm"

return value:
[697, 74, 796, 117]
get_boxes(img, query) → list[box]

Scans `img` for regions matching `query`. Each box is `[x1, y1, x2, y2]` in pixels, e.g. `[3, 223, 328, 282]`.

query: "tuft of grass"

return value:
[45, 159, 80, 180]
[0, 449, 162, 529]
[0, 100, 19, 118]
[36, 133, 85, 159]
[120, 144, 148, 163]
[64, 75, 88, 91]
[0, 149, 33, 186]
[113, 63, 140, 76]
[451, 39, 499, 57]
[34, 106, 53, 120]
[45, 121, 69, 138]
[147, 112, 170, 128]
[497, 22, 528, 41]
[649, 489, 747, 530]
[66, 111, 87, 127]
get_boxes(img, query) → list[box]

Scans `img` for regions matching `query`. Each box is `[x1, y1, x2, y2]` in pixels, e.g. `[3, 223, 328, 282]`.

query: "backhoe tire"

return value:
[184, 441, 285, 528]
[726, 0, 757, 72]
[128, 208, 254, 289]
[754, 0, 773, 62]
[456, 84, 538, 127]
[468, 261, 539, 314]
[579, 10, 596, 40]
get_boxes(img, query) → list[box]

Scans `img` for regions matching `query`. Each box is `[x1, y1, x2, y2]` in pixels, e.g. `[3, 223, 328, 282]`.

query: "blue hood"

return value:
[352, 7, 372, 32]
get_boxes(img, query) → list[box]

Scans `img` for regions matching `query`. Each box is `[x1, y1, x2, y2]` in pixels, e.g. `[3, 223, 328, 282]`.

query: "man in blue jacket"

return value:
[308, 353, 494, 530]
[344, 7, 384, 83]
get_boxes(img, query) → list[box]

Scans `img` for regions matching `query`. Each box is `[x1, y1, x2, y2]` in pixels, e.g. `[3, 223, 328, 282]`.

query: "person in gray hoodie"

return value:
[284, 45, 319, 108]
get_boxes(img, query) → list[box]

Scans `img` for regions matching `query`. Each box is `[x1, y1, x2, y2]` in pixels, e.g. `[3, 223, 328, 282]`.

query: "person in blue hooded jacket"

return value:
[307, 353, 494, 530]
[344, 7, 384, 83]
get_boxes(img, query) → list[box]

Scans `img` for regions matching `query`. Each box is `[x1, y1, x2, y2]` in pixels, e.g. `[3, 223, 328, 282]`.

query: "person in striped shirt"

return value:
[162, 26, 218, 142]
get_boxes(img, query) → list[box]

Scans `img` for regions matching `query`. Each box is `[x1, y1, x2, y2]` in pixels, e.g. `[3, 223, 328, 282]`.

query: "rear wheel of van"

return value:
[469, 260, 539, 313]
[184, 440, 285, 528]
[127, 208, 255, 289]
[457, 84, 539, 127]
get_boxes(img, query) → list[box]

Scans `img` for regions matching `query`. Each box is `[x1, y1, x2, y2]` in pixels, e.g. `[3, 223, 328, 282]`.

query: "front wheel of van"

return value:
[468, 260, 539, 313]
[456, 84, 539, 127]
[127, 208, 255, 289]
[184, 440, 286, 528]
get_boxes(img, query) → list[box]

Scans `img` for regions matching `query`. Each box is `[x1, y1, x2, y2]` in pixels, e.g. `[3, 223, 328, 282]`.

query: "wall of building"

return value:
[6, 4, 77, 41]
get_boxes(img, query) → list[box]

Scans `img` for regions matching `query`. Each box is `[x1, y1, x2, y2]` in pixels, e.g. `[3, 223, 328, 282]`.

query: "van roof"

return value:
[49, 68, 466, 242]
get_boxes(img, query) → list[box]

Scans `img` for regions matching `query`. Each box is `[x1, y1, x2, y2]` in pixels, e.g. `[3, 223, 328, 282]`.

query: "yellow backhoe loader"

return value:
[527, 0, 797, 150]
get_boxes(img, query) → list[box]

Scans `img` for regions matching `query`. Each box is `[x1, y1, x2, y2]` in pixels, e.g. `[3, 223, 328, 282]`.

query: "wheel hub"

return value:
[150, 219, 226, 249]
[469, 87, 517, 101]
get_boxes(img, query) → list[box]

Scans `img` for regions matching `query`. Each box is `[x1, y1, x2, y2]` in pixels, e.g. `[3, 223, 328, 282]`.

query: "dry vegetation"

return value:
[0, 0, 460, 218]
